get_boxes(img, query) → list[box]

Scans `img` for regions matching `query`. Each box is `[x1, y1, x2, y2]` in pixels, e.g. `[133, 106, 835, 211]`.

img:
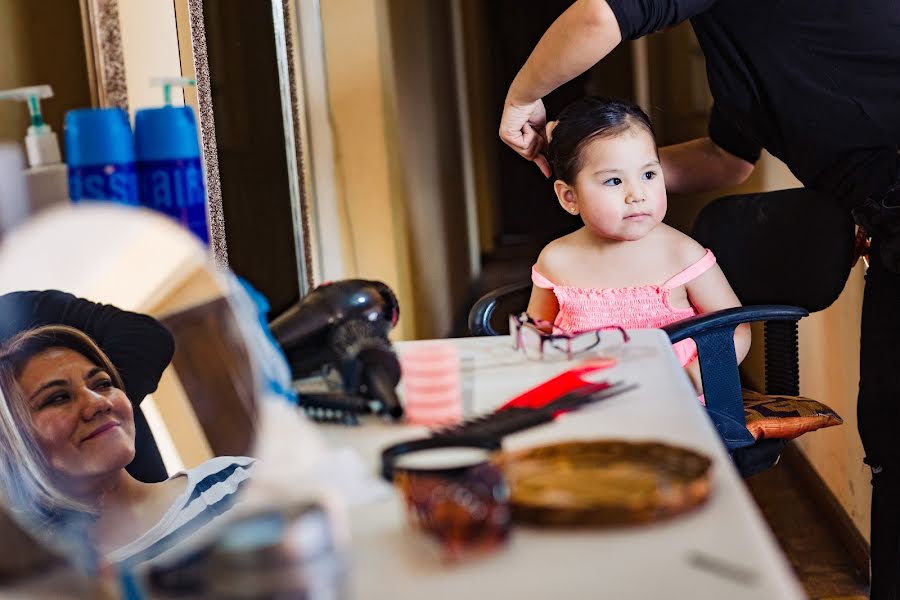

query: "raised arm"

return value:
[500, 0, 623, 177]
[500, 0, 720, 177]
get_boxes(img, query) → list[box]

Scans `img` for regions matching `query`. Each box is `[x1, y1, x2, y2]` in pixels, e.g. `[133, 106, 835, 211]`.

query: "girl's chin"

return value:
[610, 231, 651, 242]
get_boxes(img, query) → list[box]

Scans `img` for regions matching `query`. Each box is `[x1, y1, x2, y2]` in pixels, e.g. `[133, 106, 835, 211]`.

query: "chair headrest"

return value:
[691, 189, 855, 313]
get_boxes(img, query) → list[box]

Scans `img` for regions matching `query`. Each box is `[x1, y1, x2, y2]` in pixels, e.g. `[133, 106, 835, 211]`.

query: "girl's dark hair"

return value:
[547, 97, 655, 183]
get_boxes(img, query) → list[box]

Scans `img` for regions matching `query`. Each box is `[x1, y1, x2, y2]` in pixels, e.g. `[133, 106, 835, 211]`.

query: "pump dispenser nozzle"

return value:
[0, 85, 61, 168]
[150, 77, 197, 107]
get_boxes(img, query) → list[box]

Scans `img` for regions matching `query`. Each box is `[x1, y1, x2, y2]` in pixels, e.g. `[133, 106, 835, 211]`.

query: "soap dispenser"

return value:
[134, 77, 208, 245]
[0, 85, 69, 214]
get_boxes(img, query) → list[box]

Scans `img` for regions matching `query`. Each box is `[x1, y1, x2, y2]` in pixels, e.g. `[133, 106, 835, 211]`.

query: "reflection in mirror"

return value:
[0, 204, 263, 576]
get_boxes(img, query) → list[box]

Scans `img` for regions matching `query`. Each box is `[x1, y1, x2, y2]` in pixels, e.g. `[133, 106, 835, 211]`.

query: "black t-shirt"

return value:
[0, 291, 175, 482]
[605, 0, 900, 208]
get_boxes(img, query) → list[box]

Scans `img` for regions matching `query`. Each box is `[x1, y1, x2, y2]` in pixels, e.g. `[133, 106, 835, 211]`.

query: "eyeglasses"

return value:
[508, 313, 630, 361]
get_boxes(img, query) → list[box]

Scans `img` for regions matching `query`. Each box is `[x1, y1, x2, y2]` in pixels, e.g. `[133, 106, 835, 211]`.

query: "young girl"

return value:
[528, 97, 751, 396]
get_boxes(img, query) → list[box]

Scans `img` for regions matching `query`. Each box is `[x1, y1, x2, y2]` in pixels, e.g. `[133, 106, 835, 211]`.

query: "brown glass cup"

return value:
[383, 438, 511, 561]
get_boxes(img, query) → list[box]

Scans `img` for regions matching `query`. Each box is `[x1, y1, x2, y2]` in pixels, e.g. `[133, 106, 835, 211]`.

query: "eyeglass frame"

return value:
[508, 313, 630, 360]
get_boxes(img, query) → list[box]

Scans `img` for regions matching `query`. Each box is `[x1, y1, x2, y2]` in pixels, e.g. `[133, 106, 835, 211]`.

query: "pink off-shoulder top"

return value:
[532, 249, 717, 367]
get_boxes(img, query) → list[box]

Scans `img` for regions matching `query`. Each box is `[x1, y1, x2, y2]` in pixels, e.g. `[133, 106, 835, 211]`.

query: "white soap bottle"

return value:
[0, 85, 69, 214]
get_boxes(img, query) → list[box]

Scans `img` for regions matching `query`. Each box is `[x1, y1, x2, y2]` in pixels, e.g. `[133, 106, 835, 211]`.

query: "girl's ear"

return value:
[554, 180, 579, 215]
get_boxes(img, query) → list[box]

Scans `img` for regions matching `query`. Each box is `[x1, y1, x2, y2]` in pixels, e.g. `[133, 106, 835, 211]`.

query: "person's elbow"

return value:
[579, 0, 614, 28]
[727, 158, 755, 187]
[714, 143, 755, 188]
[575, 0, 623, 42]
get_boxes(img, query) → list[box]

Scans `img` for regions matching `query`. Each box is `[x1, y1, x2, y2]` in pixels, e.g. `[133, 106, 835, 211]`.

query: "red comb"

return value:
[498, 358, 616, 411]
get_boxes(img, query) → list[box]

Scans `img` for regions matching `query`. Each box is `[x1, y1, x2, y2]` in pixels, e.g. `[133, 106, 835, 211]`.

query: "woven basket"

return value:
[496, 440, 713, 526]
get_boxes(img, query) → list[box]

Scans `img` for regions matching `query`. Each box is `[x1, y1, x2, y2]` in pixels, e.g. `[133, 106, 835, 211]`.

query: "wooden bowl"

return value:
[496, 440, 713, 526]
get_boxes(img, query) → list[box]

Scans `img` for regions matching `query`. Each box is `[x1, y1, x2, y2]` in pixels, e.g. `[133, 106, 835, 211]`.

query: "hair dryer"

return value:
[269, 279, 402, 419]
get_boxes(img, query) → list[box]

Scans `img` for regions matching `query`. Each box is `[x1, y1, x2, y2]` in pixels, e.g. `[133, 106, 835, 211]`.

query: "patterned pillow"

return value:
[741, 389, 843, 440]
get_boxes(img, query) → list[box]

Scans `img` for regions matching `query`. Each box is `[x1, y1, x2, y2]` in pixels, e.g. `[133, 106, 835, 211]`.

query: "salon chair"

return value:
[469, 188, 856, 477]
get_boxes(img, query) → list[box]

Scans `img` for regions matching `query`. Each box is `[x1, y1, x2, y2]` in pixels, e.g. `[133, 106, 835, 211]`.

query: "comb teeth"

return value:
[432, 408, 552, 440]
[301, 404, 360, 426]
[297, 392, 369, 426]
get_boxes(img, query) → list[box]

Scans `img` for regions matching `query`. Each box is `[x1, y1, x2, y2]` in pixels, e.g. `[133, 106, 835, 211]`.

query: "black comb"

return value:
[297, 392, 372, 426]
[431, 381, 636, 441]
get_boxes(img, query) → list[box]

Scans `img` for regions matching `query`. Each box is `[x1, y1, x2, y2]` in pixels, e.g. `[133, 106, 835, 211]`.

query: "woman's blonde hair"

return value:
[0, 325, 125, 522]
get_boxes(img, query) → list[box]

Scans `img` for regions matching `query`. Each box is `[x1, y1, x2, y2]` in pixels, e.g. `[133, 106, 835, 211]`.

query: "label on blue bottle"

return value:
[137, 158, 208, 245]
[68, 163, 139, 204]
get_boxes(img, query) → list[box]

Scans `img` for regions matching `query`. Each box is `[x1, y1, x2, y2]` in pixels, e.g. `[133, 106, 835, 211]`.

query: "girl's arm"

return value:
[526, 286, 560, 332]
[683, 262, 752, 395]
[528, 242, 565, 329]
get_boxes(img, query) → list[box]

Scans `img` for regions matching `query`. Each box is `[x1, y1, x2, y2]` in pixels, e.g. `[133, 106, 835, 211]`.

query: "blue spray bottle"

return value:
[134, 78, 208, 244]
[65, 107, 139, 204]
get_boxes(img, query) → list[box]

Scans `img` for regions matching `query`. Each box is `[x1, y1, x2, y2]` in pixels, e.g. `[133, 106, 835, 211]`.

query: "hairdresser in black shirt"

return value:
[500, 1, 900, 596]
[0, 290, 175, 483]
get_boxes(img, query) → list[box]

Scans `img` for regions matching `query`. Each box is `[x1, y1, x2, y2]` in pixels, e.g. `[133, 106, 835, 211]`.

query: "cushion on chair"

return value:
[741, 388, 843, 440]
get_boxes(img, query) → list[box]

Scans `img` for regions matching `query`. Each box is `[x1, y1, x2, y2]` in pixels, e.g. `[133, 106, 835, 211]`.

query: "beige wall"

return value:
[797, 265, 869, 537]
[382, 0, 471, 338]
[118, 0, 184, 113]
[0, 0, 92, 148]
[318, 0, 472, 340]
[319, 0, 414, 339]
[459, 0, 499, 255]
[0, 1, 31, 141]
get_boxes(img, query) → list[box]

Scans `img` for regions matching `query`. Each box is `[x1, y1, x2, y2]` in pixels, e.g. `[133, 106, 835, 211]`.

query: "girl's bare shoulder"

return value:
[652, 223, 707, 265]
[535, 230, 589, 280]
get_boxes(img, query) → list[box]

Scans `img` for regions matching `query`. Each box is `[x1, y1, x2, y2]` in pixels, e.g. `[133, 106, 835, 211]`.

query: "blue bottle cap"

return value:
[64, 108, 135, 167]
[134, 106, 201, 162]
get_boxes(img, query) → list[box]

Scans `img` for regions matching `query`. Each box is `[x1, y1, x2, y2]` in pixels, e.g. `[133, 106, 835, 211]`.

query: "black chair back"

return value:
[692, 189, 855, 400]
[692, 188, 855, 312]
[468, 281, 531, 336]
[686, 189, 855, 474]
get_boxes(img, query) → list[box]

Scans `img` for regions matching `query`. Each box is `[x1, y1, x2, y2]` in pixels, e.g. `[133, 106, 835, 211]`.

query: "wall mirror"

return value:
[0, 0, 312, 323]
[0, 204, 264, 579]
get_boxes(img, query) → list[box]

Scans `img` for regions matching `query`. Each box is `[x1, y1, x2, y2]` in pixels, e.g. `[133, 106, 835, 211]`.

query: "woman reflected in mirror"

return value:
[0, 325, 252, 567]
